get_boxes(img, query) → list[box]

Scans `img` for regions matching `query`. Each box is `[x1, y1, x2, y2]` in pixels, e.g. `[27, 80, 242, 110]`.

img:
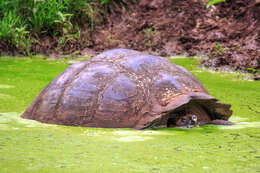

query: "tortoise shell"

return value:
[21, 49, 232, 129]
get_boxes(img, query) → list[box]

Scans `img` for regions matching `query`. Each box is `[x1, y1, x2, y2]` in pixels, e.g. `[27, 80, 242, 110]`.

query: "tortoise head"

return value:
[175, 114, 198, 128]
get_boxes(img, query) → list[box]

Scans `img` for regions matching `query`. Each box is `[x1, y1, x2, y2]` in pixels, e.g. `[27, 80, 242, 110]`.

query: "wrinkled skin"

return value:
[21, 49, 233, 129]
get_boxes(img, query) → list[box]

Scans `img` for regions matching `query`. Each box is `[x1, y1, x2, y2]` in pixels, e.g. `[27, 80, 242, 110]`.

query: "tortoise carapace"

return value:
[21, 49, 233, 129]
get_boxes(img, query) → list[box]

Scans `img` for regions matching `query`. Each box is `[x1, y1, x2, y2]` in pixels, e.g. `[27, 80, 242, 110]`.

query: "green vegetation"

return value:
[247, 67, 260, 75]
[145, 27, 160, 48]
[0, 0, 118, 55]
[213, 43, 227, 56]
[0, 57, 259, 172]
[0, 0, 139, 55]
[208, 43, 227, 59]
[207, 0, 226, 8]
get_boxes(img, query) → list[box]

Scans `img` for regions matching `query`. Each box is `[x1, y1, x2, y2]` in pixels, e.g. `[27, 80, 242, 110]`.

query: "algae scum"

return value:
[0, 58, 259, 173]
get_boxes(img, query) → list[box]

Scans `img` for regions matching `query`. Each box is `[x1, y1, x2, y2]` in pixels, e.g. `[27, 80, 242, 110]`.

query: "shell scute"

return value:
[98, 74, 143, 113]
[153, 73, 185, 105]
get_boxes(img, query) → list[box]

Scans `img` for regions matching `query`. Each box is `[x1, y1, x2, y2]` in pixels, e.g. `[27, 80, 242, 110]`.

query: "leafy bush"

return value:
[0, 10, 30, 54]
[0, 0, 91, 35]
[0, 0, 112, 55]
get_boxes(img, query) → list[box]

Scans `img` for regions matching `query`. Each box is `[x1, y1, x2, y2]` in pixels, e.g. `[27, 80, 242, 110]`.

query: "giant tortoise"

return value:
[22, 49, 233, 129]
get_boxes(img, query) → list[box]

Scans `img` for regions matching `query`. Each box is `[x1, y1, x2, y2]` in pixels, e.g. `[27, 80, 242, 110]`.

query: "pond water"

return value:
[0, 57, 259, 172]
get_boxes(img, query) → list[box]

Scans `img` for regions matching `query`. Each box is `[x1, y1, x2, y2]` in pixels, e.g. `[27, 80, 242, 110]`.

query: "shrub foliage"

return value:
[0, 0, 116, 55]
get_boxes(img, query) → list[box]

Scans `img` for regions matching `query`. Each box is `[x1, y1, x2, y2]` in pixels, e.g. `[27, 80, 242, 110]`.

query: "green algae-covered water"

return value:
[0, 57, 259, 173]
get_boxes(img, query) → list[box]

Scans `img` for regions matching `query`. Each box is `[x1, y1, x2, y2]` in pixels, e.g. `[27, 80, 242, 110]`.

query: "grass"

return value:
[0, 0, 112, 54]
[0, 0, 136, 55]
[0, 57, 259, 172]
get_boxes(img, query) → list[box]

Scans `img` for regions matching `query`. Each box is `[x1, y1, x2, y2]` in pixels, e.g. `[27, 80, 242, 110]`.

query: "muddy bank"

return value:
[1, 0, 260, 72]
[92, 0, 260, 72]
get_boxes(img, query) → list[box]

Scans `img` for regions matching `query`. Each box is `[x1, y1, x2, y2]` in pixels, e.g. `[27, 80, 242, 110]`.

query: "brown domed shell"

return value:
[22, 49, 232, 129]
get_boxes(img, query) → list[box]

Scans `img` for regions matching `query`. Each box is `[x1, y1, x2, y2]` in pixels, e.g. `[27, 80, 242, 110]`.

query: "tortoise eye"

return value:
[191, 115, 197, 121]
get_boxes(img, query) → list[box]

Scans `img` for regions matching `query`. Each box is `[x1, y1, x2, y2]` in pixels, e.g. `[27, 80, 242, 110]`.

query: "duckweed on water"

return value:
[0, 57, 259, 172]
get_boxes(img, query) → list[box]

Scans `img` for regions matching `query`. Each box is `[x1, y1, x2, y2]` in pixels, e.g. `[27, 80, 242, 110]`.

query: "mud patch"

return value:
[88, 0, 259, 72]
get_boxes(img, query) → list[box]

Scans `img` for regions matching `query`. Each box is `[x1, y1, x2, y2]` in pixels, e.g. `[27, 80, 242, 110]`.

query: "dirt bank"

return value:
[1, 0, 260, 72]
[91, 0, 260, 72]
